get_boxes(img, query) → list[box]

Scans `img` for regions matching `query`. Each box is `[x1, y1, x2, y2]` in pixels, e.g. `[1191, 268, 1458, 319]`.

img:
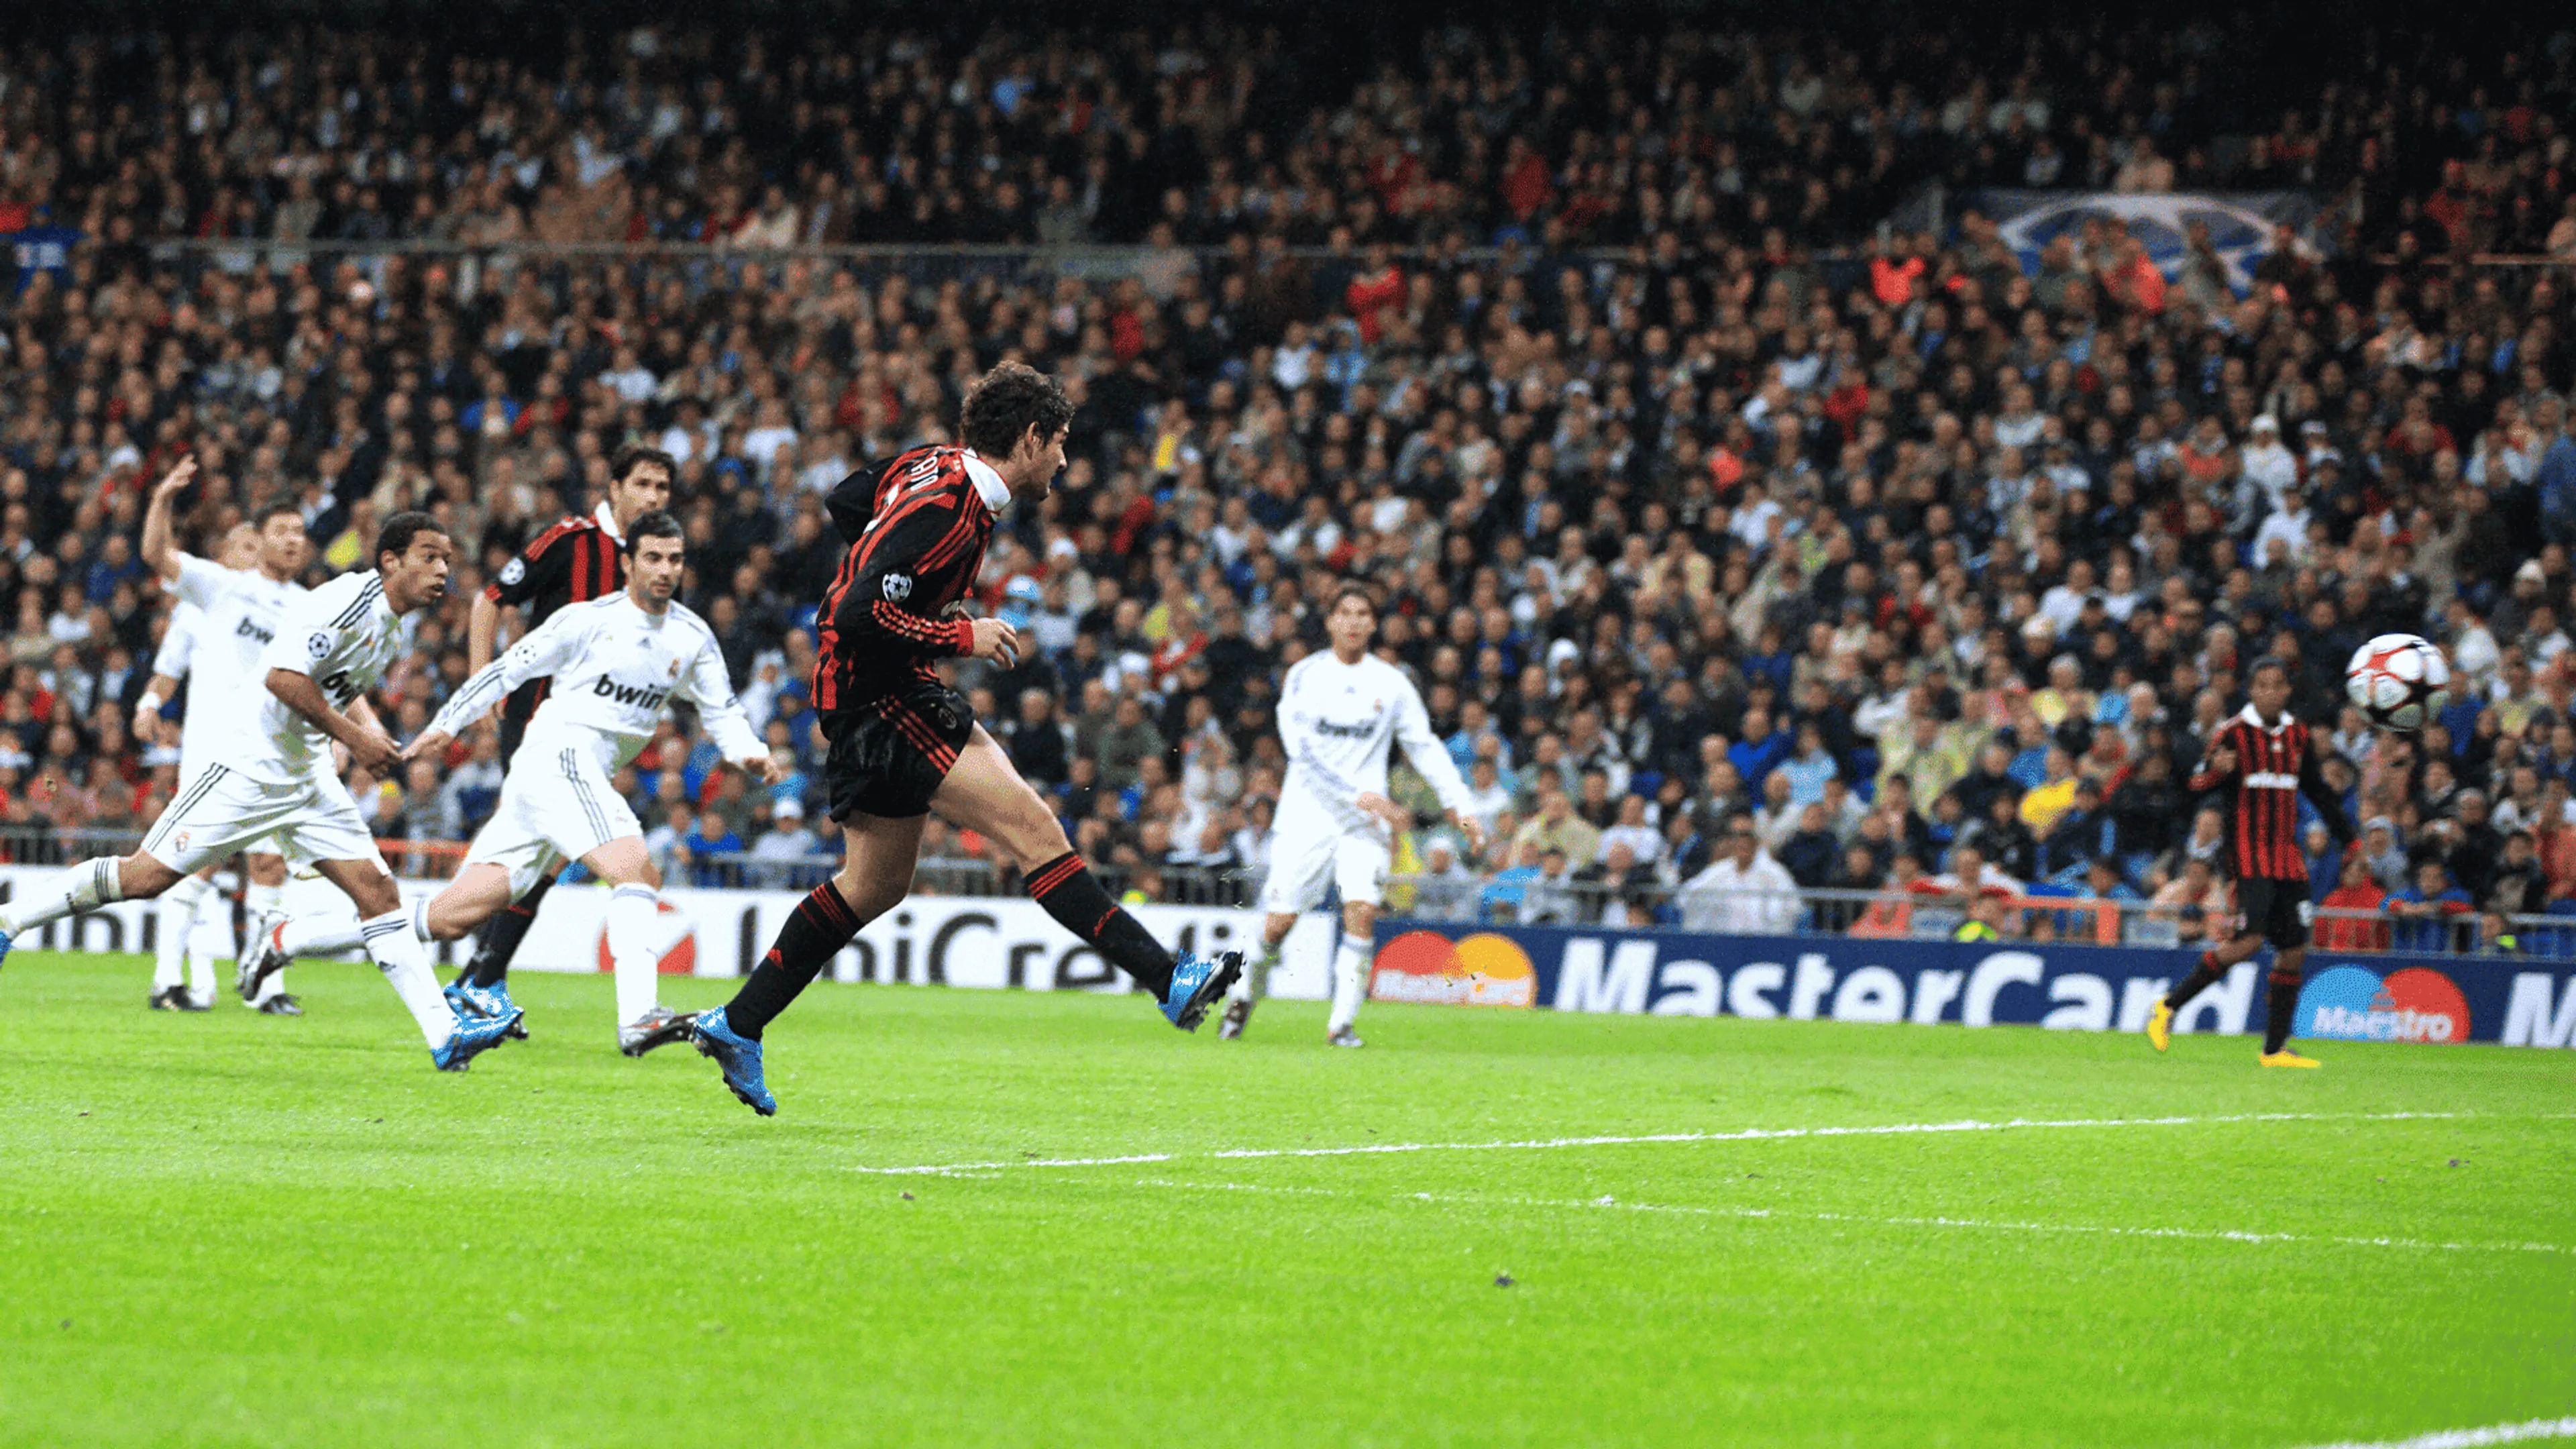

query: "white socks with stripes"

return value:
[0, 857, 125, 937]
[362, 908, 452, 1051]
[607, 883, 662, 1026]
[1326, 934, 1369, 1036]
[152, 874, 215, 994]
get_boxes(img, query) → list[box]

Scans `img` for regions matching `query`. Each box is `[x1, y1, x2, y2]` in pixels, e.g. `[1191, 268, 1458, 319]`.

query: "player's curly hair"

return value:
[960, 362, 1073, 459]
[610, 443, 677, 485]
[374, 511, 446, 566]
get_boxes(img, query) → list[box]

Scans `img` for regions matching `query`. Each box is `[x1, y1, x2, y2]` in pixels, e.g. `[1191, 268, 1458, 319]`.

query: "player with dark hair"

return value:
[2149, 656, 2355, 1067]
[0, 486, 515, 1070]
[136, 472, 311, 1013]
[445, 444, 676, 1032]
[242, 510, 780, 1056]
[688, 362, 1241, 1115]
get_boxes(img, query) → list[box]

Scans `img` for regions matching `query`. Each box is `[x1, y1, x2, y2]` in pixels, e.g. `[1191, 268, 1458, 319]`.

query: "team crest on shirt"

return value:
[667, 658, 681, 678]
[498, 558, 526, 586]
[882, 573, 913, 602]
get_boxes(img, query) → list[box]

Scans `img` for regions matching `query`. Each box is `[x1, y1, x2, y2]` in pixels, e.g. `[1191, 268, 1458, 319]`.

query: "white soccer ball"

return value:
[2345, 633, 2451, 733]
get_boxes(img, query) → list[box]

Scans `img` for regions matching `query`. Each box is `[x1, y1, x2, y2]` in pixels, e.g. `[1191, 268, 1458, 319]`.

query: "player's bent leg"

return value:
[460, 863, 561, 991]
[1220, 910, 1300, 1039]
[580, 838, 692, 1056]
[149, 872, 217, 1011]
[309, 857, 515, 1070]
[0, 853, 184, 974]
[937, 729, 1240, 1027]
[1325, 900, 1379, 1046]
[2258, 943, 2318, 1067]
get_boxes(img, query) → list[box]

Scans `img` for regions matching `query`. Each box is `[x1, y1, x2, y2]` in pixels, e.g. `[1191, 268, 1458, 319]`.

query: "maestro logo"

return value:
[594, 896, 698, 977]
[1371, 930, 1536, 1008]
[2294, 964, 2469, 1044]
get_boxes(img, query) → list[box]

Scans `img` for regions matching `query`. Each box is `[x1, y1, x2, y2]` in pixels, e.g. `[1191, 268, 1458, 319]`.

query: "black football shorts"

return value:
[2234, 877, 2311, 951]
[820, 684, 975, 821]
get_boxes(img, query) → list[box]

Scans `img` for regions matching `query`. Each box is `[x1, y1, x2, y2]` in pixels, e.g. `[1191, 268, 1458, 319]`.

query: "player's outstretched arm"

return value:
[678, 628, 781, 775]
[1391, 677, 1482, 851]
[466, 589, 502, 676]
[267, 667, 401, 773]
[2297, 744, 2356, 844]
[423, 608, 592, 743]
[140, 456, 198, 582]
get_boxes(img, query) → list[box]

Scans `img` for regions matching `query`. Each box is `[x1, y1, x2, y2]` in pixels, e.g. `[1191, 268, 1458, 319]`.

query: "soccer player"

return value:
[0, 484, 518, 1070]
[240, 511, 779, 1056]
[1219, 586, 1487, 1046]
[137, 470, 312, 1014]
[2147, 657, 2354, 1067]
[443, 445, 674, 1032]
[135, 520, 251, 1009]
[687, 362, 1240, 1115]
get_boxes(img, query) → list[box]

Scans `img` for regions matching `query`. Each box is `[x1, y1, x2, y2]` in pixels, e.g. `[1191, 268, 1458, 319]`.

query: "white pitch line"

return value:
[2290, 1417, 2576, 1448]
[1125, 1177, 2572, 1257]
[848, 1110, 2469, 1177]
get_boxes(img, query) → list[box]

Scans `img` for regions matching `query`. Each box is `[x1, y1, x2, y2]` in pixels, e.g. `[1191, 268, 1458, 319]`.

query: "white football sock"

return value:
[245, 880, 288, 1004]
[362, 908, 453, 1051]
[607, 883, 661, 1025]
[152, 875, 211, 991]
[0, 857, 125, 936]
[1326, 934, 1369, 1035]
[1228, 935, 1283, 1006]
[183, 882, 227, 1000]
[278, 912, 370, 959]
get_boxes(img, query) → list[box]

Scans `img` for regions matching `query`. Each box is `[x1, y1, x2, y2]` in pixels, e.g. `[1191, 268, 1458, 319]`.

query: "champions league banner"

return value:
[1962, 189, 2324, 297]
[1368, 920, 2576, 1049]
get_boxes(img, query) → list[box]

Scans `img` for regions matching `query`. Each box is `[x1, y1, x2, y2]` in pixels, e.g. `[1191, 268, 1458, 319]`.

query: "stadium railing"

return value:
[0, 833, 2539, 959]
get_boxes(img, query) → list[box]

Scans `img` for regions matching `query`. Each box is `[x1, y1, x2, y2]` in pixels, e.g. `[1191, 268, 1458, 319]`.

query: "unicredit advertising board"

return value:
[1369, 920, 2576, 1047]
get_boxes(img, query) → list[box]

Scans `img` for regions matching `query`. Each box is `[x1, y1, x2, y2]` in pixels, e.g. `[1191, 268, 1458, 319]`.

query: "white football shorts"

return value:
[141, 763, 379, 876]
[1256, 800, 1391, 914]
[464, 740, 641, 898]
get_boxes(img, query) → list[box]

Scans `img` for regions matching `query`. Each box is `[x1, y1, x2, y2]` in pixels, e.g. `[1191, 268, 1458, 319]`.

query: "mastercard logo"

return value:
[2294, 964, 2469, 1044]
[1371, 930, 1537, 1008]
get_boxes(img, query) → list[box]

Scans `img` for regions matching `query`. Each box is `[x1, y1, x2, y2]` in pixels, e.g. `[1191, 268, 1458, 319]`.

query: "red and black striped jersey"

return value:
[2188, 706, 2353, 881]
[484, 501, 625, 720]
[812, 445, 1006, 712]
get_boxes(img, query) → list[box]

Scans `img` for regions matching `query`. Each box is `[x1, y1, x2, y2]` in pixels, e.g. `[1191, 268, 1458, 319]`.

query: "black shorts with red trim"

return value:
[820, 684, 973, 821]
[2235, 876, 2311, 951]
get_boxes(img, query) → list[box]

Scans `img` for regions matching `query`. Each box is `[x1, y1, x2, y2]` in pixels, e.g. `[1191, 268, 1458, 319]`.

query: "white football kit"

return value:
[426, 593, 765, 896]
[1260, 651, 1473, 914]
[160, 552, 308, 818]
[140, 569, 400, 877]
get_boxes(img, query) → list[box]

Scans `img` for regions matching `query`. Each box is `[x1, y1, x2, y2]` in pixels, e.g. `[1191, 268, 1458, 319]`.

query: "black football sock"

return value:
[2261, 969, 2302, 1055]
[723, 883, 864, 1040]
[1025, 852, 1176, 998]
[463, 873, 553, 987]
[2163, 950, 2226, 1010]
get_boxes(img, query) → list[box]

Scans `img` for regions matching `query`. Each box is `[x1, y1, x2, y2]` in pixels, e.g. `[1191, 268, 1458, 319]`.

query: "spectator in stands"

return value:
[2390, 860, 2477, 953]
[747, 799, 822, 890]
[2316, 852, 2394, 952]
[1411, 837, 1480, 923]
[1678, 816, 1799, 936]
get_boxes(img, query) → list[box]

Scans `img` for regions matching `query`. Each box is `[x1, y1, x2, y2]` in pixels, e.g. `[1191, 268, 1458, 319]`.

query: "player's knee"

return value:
[117, 853, 182, 900]
[1341, 902, 1377, 936]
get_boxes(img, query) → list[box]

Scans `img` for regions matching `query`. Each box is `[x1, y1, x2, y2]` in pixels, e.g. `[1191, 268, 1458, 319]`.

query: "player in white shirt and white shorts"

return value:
[0, 466, 519, 1072]
[241, 511, 782, 1055]
[1222, 586, 1485, 1046]
[134, 472, 311, 1014]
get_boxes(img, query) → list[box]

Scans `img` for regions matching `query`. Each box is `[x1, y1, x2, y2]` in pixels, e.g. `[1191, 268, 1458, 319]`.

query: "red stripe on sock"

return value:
[1027, 855, 1083, 898]
[804, 884, 857, 932]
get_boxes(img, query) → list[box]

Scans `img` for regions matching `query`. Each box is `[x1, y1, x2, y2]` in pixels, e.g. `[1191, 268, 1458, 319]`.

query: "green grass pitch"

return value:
[0, 949, 2569, 1448]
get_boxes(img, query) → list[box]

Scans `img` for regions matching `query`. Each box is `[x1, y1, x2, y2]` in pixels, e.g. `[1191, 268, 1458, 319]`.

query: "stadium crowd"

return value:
[1, 16, 2575, 951]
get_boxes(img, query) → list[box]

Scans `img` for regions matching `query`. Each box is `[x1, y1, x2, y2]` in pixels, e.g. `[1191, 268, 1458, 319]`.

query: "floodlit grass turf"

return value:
[0, 951, 2569, 1448]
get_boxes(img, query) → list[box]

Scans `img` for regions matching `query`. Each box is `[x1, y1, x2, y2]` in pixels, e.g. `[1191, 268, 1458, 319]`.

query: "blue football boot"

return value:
[1161, 950, 1244, 1032]
[692, 1006, 775, 1116]
[431, 1008, 524, 1072]
[0, 929, 14, 973]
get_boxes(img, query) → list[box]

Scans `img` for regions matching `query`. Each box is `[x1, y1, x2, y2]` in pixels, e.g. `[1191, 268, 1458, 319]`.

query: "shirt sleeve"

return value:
[426, 606, 592, 737]
[2298, 736, 2354, 844]
[258, 583, 350, 679]
[170, 553, 227, 610]
[835, 494, 975, 657]
[2187, 723, 2239, 794]
[681, 631, 769, 763]
[1393, 676, 1475, 816]
[151, 614, 195, 679]
[485, 525, 576, 606]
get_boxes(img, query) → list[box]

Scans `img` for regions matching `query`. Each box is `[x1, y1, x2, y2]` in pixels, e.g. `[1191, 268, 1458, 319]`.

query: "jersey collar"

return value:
[594, 499, 624, 543]
[2235, 702, 2289, 733]
[960, 451, 1012, 514]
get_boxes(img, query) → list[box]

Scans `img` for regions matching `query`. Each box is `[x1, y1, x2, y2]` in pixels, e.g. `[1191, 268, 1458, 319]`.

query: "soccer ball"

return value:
[2345, 633, 2450, 733]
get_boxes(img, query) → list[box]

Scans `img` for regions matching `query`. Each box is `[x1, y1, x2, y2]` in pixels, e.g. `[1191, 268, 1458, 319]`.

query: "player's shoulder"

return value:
[660, 598, 721, 645]
[527, 512, 605, 554]
[305, 568, 382, 616]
